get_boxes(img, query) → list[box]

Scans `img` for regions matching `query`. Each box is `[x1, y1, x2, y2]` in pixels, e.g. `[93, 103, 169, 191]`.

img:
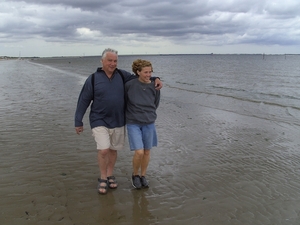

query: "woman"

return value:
[125, 59, 160, 189]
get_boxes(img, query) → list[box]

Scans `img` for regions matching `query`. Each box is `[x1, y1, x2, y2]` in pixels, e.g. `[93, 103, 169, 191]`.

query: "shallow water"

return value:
[1, 58, 300, 224]
[33, 54, 300, 125]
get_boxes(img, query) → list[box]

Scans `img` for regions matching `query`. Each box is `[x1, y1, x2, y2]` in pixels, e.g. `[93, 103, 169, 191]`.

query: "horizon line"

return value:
[1, 53, 300, 59]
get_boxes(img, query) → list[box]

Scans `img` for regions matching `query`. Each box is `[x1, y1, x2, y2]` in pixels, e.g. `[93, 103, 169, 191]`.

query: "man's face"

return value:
[101, 52, 118, 74]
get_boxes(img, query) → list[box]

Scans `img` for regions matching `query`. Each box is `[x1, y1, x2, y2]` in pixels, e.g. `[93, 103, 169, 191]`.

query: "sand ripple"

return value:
[1, 60, 300, 224]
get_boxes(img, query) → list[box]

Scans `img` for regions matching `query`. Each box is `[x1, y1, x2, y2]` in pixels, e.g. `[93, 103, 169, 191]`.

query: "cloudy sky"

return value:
[1, 0, 300, 57]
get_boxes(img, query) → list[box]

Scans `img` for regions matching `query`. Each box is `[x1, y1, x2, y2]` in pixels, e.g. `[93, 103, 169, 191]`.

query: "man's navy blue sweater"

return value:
[75, 68, 134, 129]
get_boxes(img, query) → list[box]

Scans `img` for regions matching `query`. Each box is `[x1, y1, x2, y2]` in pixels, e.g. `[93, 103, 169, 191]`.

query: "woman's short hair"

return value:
[132, 59, 153, 75]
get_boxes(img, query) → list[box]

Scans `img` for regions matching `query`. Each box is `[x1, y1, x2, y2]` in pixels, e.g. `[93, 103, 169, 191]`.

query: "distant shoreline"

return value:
[1, 53, 300, 59]
[0, 56, 40, 60]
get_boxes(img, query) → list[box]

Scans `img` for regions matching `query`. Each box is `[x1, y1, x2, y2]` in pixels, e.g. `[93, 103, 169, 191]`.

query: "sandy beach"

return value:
[1, 59, 300, 225]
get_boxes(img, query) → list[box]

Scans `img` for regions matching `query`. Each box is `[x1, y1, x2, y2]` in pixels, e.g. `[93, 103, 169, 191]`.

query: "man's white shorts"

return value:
[92, 126, 125, 150]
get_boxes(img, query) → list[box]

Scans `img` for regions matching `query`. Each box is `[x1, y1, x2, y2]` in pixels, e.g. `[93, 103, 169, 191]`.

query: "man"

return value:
[74, 48, 163, 194]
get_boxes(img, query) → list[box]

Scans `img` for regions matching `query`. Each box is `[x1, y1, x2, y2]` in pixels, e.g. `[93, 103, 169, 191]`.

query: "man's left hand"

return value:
[155, 78, 163, 90]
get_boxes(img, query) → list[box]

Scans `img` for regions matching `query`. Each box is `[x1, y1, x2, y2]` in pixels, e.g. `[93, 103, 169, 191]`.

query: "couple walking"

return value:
[74, 48, 162, 194]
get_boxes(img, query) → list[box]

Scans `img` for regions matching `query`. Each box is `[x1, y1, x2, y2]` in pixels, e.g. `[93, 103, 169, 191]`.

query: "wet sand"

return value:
[1, 59, 300, 225]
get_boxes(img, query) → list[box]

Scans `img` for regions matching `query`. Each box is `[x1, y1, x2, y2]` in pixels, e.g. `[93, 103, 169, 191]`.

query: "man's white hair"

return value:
[102, 48, 118, 58]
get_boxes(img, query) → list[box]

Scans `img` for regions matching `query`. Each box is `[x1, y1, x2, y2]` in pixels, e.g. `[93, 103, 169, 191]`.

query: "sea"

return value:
[31, 54, 300, 127]
[2, 54, 300, 224]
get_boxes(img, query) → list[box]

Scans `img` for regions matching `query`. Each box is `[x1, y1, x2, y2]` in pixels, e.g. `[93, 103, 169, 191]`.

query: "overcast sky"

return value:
[1, 0, 300, 57]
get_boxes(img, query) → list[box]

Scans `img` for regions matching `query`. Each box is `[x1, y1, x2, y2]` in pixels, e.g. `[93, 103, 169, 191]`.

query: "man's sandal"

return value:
[97, 178, 108, 194]
[107, 176, 118, 189]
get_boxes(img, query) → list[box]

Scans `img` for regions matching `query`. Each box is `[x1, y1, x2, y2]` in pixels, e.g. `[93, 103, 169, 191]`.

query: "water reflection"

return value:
[131, 189, 154, 225]
[94, 188, 155, 224]
[96, 191, 122, 223]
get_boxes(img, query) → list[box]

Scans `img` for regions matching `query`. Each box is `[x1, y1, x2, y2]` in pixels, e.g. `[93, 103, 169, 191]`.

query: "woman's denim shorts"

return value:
[126, 123, 157, 151]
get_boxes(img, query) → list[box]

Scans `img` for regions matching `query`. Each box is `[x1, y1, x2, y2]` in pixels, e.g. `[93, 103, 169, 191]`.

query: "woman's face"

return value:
[138, 66, 152, 83]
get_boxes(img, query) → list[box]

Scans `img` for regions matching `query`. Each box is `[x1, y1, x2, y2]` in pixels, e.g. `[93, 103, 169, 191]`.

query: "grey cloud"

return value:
[2, 0, 300, 47]
[6, 0, 113, 11]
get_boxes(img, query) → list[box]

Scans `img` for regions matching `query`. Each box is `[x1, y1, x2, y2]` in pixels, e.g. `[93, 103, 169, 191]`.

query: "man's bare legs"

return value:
[107, 149, 118, 188]
[97, 149, 118, 193]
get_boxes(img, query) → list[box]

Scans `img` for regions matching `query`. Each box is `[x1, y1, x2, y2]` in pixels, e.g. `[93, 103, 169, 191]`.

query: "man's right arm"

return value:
[74, 76, 93, 128]
[75, 126, 84, 135]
